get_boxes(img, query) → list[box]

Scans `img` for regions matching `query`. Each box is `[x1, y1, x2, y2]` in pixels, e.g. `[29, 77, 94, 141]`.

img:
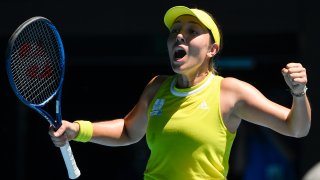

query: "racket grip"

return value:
[60, 141, 81, 179]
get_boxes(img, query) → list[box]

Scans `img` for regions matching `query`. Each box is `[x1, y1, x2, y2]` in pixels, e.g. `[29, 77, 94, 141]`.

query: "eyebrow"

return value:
[173, 20, 202, 26]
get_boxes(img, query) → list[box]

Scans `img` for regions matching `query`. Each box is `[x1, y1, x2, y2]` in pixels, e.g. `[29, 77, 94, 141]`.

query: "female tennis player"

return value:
[49, 5, 311, 179]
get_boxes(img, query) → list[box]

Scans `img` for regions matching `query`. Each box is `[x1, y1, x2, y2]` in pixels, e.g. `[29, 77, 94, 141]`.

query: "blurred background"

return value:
[1, 0, 319, 179]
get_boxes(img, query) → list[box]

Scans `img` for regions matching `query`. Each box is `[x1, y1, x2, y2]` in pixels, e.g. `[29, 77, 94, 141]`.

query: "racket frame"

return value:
[5, 16, 80, 179]
[6, 16, 65, 129]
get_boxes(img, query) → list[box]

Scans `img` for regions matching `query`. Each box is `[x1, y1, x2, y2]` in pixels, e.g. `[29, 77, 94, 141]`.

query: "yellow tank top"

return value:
[145, 73, 236, 180]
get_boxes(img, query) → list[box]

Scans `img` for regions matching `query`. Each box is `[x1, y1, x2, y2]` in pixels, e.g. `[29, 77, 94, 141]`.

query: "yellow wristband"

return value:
[73, 120, 93, 142]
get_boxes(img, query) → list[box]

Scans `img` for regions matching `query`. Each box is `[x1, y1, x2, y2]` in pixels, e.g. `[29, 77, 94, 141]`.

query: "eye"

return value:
[170, 28, 179, 34]
[189, 29, 198, 36]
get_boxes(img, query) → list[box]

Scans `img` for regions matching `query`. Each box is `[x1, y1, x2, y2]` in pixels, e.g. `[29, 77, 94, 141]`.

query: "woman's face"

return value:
[167, 15, 213, 75]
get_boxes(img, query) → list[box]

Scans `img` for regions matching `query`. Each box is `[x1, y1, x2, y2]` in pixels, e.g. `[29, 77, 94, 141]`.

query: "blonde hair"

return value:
[204, 10, 223, 75]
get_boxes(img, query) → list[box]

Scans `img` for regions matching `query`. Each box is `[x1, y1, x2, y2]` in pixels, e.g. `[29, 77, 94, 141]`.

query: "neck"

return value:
[176, 71, 210, 88]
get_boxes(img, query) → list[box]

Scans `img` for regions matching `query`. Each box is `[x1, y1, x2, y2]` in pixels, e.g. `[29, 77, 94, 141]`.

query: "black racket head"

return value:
[5, 16, 65, 107]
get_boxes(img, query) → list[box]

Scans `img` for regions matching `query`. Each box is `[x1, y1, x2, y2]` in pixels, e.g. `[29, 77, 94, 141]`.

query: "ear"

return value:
[207, 43, 219, 58]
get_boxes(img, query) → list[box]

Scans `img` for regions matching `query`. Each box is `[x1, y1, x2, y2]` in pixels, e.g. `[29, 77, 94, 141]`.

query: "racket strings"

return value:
[10, 20, 63, 105]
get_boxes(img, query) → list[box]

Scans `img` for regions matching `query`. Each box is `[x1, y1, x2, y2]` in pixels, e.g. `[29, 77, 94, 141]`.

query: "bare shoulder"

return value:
[219, 77, 248, 110]
[221, 77, 248, 93]
[141, 75, 170, 104]
[146, 75, 169, 91]
[221, 77, 258, 95]
[220, 77, 264, 132]
[221, 77, 241, 88]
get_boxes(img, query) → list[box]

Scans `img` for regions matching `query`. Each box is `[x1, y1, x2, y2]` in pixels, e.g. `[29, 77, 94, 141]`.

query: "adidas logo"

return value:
[198, 101, 209, 109]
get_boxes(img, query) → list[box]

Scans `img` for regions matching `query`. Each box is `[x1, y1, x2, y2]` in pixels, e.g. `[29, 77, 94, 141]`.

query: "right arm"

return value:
[49, 75, 167, 147]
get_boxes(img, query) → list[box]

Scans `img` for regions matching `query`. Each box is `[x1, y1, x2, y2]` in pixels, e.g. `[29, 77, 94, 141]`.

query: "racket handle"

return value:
[60, 141, 81, 179]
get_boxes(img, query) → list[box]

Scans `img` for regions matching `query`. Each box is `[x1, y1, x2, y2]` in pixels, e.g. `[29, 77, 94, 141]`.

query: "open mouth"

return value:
[174, 48, 186, 60]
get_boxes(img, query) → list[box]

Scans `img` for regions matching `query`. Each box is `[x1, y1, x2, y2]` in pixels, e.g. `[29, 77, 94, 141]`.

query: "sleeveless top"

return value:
[144, 73, 236, 180]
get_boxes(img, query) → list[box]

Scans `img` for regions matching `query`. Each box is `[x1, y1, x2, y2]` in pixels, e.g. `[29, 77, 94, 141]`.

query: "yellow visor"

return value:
[164, 6, 220, 46]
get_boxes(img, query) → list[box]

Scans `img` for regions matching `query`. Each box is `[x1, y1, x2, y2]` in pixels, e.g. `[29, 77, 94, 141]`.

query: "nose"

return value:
[176, 33, 185, 43]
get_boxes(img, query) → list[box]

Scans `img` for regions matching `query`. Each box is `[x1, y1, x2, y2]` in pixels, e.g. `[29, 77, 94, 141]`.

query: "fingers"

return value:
[51, 134, 68, 147]
[282, 63, 307, 85]
[48, 123, 68, 147]
[282, 62, 308, 95]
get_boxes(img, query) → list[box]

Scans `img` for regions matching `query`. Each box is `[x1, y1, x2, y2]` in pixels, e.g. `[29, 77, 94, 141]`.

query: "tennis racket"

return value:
[5, 16, 81, 179]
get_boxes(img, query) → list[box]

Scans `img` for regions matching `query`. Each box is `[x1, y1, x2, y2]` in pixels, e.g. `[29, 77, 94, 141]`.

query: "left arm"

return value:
[226, 63, 311, 137]
[286, 94, 311, 137]
[282, 62, 311, 137]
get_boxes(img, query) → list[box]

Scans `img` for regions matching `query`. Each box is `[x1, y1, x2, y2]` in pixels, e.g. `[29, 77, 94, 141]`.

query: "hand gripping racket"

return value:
[5, 16, 81, 179]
